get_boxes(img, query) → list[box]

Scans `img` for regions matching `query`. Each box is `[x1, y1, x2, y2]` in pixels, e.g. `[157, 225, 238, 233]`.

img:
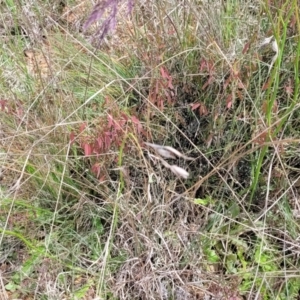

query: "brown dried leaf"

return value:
[169, 165, 189, 179]
[144, 142, 194, 161]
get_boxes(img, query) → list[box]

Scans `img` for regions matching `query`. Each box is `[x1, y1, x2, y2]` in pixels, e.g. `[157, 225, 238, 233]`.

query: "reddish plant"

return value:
[70, 97, 146, 180]
[0, 99, 24, 122]
[148, 66, 175, 111]
[190, 102, 209, 116]
[199, 58, 216, 90]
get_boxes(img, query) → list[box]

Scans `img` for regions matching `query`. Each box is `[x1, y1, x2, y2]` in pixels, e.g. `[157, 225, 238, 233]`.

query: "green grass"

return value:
[0, 0, 300, 299]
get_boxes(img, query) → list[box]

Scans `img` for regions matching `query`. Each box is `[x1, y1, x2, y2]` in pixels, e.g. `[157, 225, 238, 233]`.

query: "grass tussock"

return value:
[1, 0, 300, 299]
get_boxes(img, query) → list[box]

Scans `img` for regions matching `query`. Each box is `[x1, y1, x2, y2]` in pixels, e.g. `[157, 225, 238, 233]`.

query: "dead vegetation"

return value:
[0, 0, 300, 299]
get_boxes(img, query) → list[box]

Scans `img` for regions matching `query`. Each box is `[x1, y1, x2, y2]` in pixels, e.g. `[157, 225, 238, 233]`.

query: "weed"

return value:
[0, 0, 300, 299]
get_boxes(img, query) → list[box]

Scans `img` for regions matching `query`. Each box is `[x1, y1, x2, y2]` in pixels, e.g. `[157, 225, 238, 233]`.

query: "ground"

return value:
[0, 0, 300, 299]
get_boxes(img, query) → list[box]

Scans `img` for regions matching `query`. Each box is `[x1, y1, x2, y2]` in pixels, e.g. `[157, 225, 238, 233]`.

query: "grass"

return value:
[1, 0, 300, 299]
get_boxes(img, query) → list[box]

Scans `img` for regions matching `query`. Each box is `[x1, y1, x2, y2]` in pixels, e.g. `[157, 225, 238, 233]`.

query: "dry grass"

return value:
[0, 0, 300, 299]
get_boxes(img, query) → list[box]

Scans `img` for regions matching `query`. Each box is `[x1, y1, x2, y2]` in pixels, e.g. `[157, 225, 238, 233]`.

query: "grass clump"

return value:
[0, 0, 300, 299]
